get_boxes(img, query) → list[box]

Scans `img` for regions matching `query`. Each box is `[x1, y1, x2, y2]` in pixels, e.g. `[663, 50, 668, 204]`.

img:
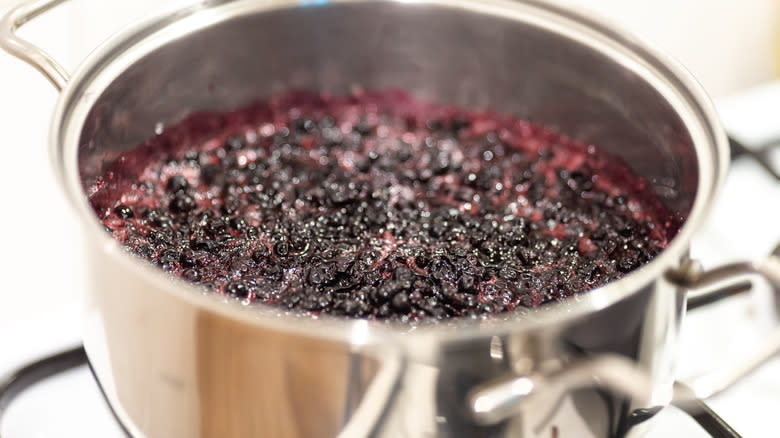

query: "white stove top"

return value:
[1, 10, 779, 434]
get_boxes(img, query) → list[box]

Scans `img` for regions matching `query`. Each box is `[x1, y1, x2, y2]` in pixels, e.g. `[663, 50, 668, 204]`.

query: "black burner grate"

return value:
[729, 137, 780, 182]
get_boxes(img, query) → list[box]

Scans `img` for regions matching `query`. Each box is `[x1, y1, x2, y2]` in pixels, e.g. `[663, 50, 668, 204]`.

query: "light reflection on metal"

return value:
[490, 336, 504, 361]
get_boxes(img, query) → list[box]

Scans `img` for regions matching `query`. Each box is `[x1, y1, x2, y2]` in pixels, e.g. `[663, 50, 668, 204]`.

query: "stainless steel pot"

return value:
[2, 0, 779, 437]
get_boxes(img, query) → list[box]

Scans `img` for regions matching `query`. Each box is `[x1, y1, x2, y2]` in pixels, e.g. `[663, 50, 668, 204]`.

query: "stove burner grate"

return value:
[729, 137, 780, 182]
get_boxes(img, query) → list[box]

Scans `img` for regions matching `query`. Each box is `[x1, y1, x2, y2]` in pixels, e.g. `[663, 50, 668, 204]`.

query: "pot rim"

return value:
[50, 0, 728, 346]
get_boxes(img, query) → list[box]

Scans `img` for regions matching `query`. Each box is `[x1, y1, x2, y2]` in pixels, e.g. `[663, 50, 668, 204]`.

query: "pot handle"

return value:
[0, 0, 70, 91]
[468, 250, 780, 426]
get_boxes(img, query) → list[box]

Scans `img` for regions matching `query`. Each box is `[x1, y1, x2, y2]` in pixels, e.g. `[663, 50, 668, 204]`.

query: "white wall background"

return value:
[62, 0, 779, 97]
[564, 0, 778, 97]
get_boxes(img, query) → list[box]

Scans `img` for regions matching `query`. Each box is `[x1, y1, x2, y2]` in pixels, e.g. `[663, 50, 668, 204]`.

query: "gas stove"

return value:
[1, 32, 779, 435]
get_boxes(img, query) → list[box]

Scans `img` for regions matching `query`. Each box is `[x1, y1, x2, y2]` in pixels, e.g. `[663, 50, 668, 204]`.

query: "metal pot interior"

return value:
[61, 0, 725, 333]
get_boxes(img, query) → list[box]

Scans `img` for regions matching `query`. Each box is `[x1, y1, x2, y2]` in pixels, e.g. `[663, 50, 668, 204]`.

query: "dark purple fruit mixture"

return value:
[91, 90, 676, 322]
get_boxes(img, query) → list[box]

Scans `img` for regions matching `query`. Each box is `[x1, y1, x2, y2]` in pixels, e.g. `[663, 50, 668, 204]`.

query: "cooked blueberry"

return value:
[263, 265, 282, 281]
[290, 235, 308, 252]
[327, 182, 359, 205]
[274, 241, 290, 257]
[206, 218, 227, 235]
[498, 266, 518, 281]
[200, 163, 220, 184]
[480, 303, 496, 314]
[158, 249, 180, 265]
[148, 211, 173, 228]
[517, 247, 538, 265]
[225, 136, 245, 150]
[135, 244, 152, 259]
[308, 263, 335, 285]
[450, 117, 471, 132]
[414, 254, 431, 268]
[230, 258, 252, 274]
[229, 216, 247, 230]
[366, 207, 388, 226]
[391, 292, 411, 312]
[252, 246, 270, 262]
[169, 195, 196, 213]
[183, 268, 201, 282]
[430, 260, 455, 282]
[602, 239, 618, 255]
[393, 266, 415, 283]
[432, 152, 451, 174]
[180, 250, 197, 267]
[343, 299, 365, 317]
[245, 226, 259, 240]
[183, 150, 200, 163]
[293, 118, 316, 134]
[353, 120, 373, 136]
[418, 168, 433, 182]
[191, 239, 215, 252]
[225, 281, 250, 298]
[301, 296, 322, 310]
[616, 252, 640, 273]
[458, 274, 475, 292]
[222, 196, 240, 215]
[425, 119, 443, 131]
[358, 250, 380, 266]
[166, 175, 189, 193]
[618, 222, 635, 237]
[114, 205, 134, 219]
